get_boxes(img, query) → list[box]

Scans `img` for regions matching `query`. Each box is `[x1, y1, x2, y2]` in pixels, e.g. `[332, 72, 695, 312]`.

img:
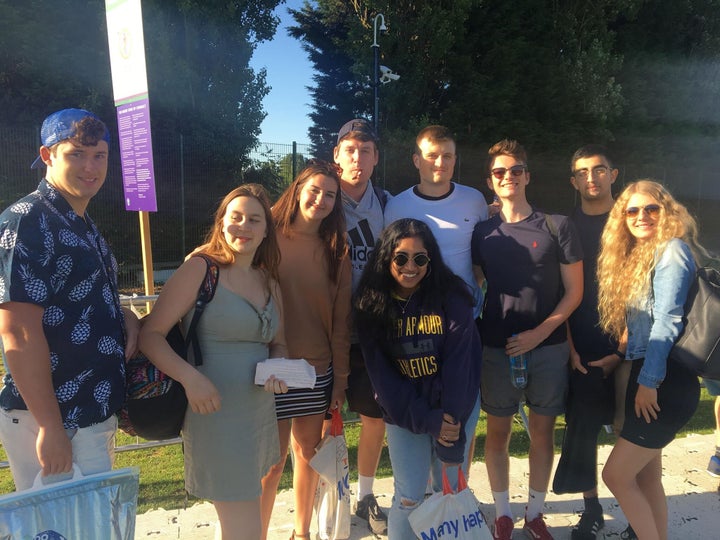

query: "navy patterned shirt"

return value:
[0, 180, 126, 428]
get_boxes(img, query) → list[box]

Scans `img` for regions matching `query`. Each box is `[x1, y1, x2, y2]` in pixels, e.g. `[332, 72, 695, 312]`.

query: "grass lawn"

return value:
[1, 388, 715, 513]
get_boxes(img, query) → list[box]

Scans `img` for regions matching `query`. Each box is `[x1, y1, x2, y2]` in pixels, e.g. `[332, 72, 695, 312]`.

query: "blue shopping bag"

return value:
[0, 466, 139, 540]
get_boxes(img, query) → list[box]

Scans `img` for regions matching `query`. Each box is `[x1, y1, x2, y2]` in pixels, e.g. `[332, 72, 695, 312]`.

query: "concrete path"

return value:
[134, 433, 720, 539]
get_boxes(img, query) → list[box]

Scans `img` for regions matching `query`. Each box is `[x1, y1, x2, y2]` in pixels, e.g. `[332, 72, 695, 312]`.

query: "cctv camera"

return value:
[379, 65, 400, 84]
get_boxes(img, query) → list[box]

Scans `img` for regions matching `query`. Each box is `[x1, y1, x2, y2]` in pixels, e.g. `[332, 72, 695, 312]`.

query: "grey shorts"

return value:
[481, 342, 569, 417]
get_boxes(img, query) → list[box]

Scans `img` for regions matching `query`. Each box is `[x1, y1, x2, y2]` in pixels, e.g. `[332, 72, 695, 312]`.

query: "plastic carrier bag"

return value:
[310, 408, 351, 540]
[0, 466, 140, 540]
[409, 467, 492, 540]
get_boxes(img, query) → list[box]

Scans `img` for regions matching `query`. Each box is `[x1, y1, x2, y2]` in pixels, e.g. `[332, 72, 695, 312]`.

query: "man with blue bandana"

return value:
[0, 109, 139, 490]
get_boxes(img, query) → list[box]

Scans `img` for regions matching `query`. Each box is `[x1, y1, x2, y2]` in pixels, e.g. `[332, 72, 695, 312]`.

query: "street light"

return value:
[372, 13, 387, 132]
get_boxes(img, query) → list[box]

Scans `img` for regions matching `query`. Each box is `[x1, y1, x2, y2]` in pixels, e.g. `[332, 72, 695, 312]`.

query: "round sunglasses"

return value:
[392, 253, 430, 267]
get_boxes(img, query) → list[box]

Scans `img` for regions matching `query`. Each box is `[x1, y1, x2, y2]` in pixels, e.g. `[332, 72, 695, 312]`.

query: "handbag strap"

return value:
[184, 254, 220, 366]
[441, 466, 469, 495]
[329, 408, 344, 436]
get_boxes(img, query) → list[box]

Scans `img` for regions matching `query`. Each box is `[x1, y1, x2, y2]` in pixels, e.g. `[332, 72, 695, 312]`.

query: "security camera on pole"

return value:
[371, 14, 399, 133]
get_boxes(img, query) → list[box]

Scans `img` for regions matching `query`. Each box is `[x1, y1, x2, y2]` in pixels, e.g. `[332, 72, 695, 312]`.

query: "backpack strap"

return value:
[184, 254, 220, 366]
[543, 212, 558, 242]
[373, 184, 388, 211]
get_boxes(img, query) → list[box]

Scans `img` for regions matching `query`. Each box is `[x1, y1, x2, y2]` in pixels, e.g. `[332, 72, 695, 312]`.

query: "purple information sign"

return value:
[117, 99, 158, 212]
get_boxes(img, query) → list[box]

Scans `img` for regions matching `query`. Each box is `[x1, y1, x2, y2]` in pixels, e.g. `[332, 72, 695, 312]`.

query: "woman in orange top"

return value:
[260, 160, 351, 540]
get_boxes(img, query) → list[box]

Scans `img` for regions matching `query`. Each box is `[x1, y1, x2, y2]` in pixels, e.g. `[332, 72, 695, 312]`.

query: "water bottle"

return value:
[509, 337, 528, 389]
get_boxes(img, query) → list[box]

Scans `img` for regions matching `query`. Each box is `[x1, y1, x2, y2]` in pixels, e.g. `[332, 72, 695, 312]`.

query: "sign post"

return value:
[105, 0, 158, 300]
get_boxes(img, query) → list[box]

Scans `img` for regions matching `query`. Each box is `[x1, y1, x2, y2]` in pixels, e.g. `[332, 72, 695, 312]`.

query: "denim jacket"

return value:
[625, 238, 696, 388]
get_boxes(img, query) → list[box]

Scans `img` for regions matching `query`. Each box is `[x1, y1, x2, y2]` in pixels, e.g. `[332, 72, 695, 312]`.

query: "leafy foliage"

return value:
[0, 0, 282, 181]
[290, 0, 720, 214]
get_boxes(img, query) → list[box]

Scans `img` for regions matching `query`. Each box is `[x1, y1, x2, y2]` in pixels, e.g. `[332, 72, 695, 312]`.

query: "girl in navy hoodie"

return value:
[354, 218, 482, 539]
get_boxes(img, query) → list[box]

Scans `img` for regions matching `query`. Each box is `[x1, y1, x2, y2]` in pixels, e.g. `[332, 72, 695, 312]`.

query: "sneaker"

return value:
[523, 514, 553, 540]
[620, 524, 637, 539]
[707, 454, 720, 477]
[493, 515, 514, 540]
[354, 493, 388, 535]
[570, 510, 604, 540]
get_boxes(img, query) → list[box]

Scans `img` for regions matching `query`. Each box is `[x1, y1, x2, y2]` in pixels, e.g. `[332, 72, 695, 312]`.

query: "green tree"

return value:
[291, 0, 639, 157]
[289, 1, 369, 158]
[0, 0, 281, 179]
[241, 160, 286, 200]
[140, 0, 282, 178]
[278, 152, 307, 184]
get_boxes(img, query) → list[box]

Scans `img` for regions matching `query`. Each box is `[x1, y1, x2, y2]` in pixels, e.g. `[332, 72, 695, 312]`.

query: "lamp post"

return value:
[372, 13, 386, 132]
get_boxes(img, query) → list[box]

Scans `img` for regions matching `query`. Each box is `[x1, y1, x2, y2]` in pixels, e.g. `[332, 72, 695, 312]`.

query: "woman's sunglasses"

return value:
[624, 204, 661, 218]
[491, 165, 526, 179]
[392, 253, 430, 267]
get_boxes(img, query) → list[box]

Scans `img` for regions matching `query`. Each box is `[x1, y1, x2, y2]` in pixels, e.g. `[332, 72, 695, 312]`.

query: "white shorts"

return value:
[0, 408, 117, 491]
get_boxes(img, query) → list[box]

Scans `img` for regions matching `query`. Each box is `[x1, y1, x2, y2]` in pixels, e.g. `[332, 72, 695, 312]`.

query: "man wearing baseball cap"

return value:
[334, 118, 390, 534]
[0, 109, 139, 490]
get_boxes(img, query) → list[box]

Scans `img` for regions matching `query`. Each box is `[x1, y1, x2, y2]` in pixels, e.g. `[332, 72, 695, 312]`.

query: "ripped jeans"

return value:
[385, 396, 480, 539]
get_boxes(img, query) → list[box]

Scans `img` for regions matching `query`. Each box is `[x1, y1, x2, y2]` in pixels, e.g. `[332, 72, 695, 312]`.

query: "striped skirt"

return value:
[275, 365, 333, 420]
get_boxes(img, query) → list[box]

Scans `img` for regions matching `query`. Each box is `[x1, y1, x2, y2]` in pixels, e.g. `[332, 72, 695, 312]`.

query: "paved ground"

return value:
[134, 433, 720, 539]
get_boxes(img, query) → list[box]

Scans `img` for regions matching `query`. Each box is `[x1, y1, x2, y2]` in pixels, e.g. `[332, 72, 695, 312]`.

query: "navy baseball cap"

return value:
[336, 118, 379, 145]
[31, 108, 110, 169]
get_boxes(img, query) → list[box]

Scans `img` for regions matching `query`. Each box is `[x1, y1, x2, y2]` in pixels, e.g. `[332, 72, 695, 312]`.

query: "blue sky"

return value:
[251, 0, 314, 145]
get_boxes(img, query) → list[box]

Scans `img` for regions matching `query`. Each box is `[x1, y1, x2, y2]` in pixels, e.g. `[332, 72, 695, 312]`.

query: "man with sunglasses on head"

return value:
[551, 145, 633, 539]
[471, 139, 583, 540]
[384, 125, 488, 482]
[333, 118, 391, 535]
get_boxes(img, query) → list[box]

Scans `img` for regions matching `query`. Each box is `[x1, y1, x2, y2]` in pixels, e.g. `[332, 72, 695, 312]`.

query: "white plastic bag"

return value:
[0, 466, 139, 540]
[409, 467, 492, 540]
[310, 409, 351, 540]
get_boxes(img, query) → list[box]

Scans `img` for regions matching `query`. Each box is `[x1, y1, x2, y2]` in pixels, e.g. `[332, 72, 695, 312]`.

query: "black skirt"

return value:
[621, 357, 700, 449]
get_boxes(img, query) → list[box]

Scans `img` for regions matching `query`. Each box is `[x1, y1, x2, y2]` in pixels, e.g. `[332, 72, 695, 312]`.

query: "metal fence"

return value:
[0, 124, 310, 292]
[2, 123, 720, 295]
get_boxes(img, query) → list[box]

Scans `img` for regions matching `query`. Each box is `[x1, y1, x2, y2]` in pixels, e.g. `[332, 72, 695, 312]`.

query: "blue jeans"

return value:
[386, 395, 480, 539]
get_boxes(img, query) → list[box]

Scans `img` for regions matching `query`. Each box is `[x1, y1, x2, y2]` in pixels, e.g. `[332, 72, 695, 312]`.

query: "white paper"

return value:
[254, 357, 317, 389]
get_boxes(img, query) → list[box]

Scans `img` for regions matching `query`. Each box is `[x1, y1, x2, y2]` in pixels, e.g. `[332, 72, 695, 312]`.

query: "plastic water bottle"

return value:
[509, 338, 528, 389]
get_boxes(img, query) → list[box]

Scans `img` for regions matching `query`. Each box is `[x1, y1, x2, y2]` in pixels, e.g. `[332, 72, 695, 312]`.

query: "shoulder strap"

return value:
[373, 184, 388, 210]
[543, 212, 558, 242]
[184, 254, 220, 366]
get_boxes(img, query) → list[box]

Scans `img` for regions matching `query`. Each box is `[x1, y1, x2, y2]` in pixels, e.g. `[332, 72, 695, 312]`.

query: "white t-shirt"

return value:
[385, 182, 489, 317]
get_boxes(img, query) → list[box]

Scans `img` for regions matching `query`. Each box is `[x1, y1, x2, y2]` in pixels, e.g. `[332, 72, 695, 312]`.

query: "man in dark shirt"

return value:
[552, 145, 627, 540]
[472, 139, 583, 540]
[0, 109, 139, 490]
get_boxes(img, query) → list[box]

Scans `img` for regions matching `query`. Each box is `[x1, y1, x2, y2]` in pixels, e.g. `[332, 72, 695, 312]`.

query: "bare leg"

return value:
[290, 412, 326, 536]
[260, 419, 291, 540]
[527, 412, 557, 493]
[357, 414, 385, 479]
[637, 453, 667, 540]
[215, 499, 262, 540]
[484, 414, 513, 493]
[603, 437, 663, 540]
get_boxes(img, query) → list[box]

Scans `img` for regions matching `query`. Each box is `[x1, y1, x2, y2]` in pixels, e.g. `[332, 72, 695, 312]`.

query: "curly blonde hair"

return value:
[597, 180, 705, 340]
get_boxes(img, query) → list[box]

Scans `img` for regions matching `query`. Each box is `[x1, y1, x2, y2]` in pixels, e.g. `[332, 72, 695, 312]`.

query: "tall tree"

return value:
[0, 0, 282, 177]
[291, 0, 639, 156]
[289, 1, 369, 158]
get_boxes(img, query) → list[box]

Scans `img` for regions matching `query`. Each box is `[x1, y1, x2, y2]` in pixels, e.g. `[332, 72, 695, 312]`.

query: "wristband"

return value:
[613, 349, 625, 359]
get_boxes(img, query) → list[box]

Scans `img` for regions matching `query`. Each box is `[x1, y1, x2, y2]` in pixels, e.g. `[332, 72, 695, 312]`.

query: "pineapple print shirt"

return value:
[0, 180, 126, 429]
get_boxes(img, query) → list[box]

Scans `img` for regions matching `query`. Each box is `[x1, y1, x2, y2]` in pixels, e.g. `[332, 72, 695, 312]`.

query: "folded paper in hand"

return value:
[255, 358, 317, 389]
